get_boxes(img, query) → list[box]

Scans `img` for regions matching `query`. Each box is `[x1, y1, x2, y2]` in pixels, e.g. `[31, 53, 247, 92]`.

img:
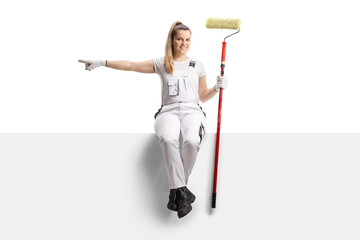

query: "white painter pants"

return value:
[154, 102, 207, 189]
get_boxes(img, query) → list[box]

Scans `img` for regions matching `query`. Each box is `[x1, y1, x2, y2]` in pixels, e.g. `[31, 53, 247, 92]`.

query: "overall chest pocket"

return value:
[168, 78, 179, 96]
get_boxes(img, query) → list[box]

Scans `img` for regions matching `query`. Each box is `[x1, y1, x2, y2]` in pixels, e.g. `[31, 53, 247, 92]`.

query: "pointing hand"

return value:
[78, 59, 106, 71]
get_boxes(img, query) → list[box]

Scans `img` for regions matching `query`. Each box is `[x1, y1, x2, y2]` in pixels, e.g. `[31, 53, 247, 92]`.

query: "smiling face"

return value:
[172, 30, 191, 57]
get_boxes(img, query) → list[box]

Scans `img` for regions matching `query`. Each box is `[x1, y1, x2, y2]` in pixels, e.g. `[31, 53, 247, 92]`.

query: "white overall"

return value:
[153, 57, 207, 189]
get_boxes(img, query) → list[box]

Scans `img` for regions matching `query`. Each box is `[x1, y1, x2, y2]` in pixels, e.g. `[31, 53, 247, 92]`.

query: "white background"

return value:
[1, 0, 360, 133]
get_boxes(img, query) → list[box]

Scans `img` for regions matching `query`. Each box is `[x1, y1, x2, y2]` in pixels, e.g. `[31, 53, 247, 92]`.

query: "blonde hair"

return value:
[165, 21, 191, 75]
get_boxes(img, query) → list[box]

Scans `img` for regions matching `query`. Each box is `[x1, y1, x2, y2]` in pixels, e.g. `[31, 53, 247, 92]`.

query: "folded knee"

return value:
[183, 136, 200, 150]
[159, 135, 179, 148]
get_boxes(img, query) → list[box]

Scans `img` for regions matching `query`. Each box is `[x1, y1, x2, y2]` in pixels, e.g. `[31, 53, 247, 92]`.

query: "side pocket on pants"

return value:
[154, 105, 163, 119]
[198, 122, 206, 144]
[198, 104, 207, 118]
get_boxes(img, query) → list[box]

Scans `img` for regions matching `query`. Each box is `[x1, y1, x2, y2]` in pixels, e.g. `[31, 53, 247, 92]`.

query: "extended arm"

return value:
[106, 60, 155, 73]
[78, 59, 155, 74]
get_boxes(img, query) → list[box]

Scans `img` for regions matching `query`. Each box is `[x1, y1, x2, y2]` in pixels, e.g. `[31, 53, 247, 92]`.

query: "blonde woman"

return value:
[78, 21, 228, 218]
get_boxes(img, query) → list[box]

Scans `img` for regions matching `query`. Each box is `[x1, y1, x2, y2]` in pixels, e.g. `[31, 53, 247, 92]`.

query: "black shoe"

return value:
[167, 189, 177, 211]
[176, 188, 192, 218]
[183, 186, 196, 203]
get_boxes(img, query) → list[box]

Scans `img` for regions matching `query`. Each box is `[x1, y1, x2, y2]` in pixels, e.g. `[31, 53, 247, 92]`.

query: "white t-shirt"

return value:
[153, 57, 206, 105]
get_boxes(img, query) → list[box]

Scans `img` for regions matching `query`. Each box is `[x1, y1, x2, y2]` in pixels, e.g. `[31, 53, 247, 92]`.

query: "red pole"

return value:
[212, 41, 227, 208]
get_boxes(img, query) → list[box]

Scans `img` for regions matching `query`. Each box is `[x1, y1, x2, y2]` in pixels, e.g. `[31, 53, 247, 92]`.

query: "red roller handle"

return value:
[212, 41, 226, 208]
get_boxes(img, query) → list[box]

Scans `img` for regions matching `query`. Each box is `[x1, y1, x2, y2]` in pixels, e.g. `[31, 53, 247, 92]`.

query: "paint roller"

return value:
[206, 17, 241, 209]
